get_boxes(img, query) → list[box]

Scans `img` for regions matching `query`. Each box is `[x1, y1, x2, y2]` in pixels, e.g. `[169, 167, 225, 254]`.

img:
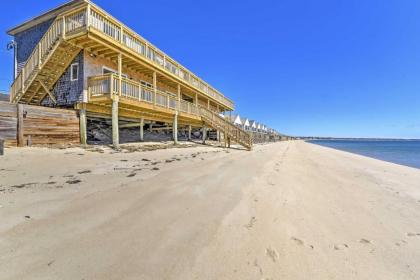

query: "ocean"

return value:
[308, 140, 420, 169]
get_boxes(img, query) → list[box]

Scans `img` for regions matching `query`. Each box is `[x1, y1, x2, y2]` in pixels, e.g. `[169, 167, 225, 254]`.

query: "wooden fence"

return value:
[0, 102, 80, 147]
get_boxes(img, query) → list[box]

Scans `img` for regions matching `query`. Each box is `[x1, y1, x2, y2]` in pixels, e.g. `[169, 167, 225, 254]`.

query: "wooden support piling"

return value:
[173, 112, 178, 145]
[17, 104, 24, 147]
[0, 139, 4, 156]
[79, 107, 87, 145]
[188, 125, 192, 141]
[202, 125, 207, 144]
[112, 98, 119, 148]
[140, 117, 144, 141]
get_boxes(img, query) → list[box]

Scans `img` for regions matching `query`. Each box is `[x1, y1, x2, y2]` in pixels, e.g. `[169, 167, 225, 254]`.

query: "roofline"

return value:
[7, 0, 88, 36]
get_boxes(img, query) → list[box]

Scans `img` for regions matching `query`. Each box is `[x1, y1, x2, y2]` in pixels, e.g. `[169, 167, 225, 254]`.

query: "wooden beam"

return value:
[17, 104, 24, 147]
[112, 98, 119, 148]
[79, 108, 87, 145]
[27, 83, 43, 104]
[39, 80, 57, 104]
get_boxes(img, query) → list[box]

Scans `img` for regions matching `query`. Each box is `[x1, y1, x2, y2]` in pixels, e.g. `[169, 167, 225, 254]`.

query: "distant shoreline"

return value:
[308, 139, 420, 169]
[304, 138, 420, 141]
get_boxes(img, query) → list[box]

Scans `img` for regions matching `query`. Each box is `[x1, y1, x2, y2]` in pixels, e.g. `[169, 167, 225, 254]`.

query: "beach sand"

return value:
[0, 141, 420, 280]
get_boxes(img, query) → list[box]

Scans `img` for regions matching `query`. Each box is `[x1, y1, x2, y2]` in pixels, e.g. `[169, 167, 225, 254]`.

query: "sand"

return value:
[0, 141, 420, 280]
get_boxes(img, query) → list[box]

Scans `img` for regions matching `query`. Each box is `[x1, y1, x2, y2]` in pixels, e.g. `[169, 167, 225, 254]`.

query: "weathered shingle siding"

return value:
[42, 51, 85, 107]
[15, 18, 55, 74]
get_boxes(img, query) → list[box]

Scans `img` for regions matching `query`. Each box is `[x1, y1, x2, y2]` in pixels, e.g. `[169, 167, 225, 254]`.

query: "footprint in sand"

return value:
[407, 233, 420, 237]
[66, 179, 81, 185]
[395, 240, 407, 247]
[359, 238, 371, 244]
[291, 236, 304, 246]
[244, 217, 256, 229]
[333, 244, 349, 250]
[265, 247, 279, 262]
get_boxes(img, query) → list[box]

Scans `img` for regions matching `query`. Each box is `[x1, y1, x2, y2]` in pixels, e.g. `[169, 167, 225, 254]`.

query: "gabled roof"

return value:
[232, 114, 242, 125]
[7, 0, 88, 36]
[249, 120, 257, 128]
[241, 117, 250, 127]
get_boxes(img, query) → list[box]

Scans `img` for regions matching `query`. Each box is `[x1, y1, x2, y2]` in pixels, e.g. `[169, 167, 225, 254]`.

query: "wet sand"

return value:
[0, 141, 420, 279]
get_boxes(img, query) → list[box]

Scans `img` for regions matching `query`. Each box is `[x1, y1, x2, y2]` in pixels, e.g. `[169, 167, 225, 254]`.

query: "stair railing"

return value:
[10, 7, 88, 103]
[198, 105, 252, 149]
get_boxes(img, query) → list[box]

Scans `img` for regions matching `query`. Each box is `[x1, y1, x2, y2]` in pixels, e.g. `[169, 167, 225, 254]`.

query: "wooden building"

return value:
[8, 0, 252, 150]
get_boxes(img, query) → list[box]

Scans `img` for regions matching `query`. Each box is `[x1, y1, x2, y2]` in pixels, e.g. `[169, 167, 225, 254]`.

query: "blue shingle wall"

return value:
[41, 51, 85, 107]
[15, 18, 55, 74]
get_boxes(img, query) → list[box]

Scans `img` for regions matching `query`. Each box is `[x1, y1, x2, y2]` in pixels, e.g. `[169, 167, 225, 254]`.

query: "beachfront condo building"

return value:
[7, 0, 254, 149]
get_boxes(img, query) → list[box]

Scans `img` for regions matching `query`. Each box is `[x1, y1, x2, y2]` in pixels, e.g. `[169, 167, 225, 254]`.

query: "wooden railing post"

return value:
[118, 53, 122, 96]
[138, 84, 141, 101]
[86, 5, 91, 28]
[177, 84, 181, 111]
[21, 69, 25, 93]
[110, 74, 114, 96]
[153, 71, 157, 105]
[38, 46, 42, 68]
[61, 16, 66, 39]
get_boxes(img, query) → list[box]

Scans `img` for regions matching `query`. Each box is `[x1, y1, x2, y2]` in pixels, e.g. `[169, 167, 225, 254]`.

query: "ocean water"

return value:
[308, 140, 420, 169]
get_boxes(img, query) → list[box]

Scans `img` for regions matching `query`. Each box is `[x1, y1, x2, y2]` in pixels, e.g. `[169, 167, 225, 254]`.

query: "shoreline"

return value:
[1, 141, 420, 279]
[307, 139, 420, 170]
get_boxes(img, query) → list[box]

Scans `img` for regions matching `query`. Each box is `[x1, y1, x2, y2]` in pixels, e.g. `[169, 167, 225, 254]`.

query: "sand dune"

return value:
[0, 141, 420, 279]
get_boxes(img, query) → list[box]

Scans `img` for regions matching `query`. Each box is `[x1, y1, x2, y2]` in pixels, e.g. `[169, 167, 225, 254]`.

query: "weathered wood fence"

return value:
[0, 102, 80, 147]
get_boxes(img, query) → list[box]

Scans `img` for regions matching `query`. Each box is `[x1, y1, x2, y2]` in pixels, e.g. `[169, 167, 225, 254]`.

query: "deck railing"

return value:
[10, 18, 65, 102]
[88, 74, 199, 116]
[10, 8, 88, 103]
[10, 4, 234, 109]
[86, 5, 234, 109]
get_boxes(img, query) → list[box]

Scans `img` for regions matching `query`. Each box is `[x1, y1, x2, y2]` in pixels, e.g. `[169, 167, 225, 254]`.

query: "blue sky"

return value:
[1, 0, 420, 138]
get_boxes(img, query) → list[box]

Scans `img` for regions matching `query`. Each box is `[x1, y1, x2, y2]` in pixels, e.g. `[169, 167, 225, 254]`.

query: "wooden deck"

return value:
[8, 1, 255, 150]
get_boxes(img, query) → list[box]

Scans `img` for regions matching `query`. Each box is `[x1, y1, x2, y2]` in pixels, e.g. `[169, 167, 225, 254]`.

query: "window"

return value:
[70, 63, 79, 81]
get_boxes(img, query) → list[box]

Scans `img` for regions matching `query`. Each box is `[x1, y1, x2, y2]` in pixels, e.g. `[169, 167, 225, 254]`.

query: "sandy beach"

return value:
[1, 141, 420, 280]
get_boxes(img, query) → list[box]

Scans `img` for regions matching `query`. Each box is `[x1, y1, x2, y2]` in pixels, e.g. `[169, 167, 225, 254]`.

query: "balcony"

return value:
[88, 74, 200, 118]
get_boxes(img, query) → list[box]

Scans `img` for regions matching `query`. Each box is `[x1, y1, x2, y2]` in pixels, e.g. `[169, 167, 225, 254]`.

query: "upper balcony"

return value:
[10, 1, 234, 110]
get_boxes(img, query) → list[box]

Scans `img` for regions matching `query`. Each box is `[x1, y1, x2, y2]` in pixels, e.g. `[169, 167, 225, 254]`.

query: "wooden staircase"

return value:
[10, 18, 81, 105]
[199, 106, 253, 150]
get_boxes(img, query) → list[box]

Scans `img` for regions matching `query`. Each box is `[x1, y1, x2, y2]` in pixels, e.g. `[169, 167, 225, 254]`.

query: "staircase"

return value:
[10, 17, 81, 105]
[199, 106, 253, 150]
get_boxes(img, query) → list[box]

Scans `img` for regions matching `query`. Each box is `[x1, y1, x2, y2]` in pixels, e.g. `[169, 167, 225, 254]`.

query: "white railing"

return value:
[10, 8, 88, 102]
[86, 5, 234, 109]
[88, 74, 198, 115]
[10, 4, 234, 109]
[65, 10, 87, 34]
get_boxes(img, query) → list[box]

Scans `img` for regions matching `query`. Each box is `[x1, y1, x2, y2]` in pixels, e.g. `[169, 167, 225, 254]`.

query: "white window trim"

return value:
[70, 63, 79, 81]
[102, 66, 127, 78]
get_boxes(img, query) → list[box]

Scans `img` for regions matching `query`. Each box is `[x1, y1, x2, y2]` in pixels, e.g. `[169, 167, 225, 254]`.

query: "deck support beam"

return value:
[202, 125, 207, 144]
[79, 106, 87, 145]
[173, 112, 178, 145]
[112, 97, 119, 149]
[139, 117, 144, 141]
[39, 80, 56, 104]
[17, 104, 24, 147]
